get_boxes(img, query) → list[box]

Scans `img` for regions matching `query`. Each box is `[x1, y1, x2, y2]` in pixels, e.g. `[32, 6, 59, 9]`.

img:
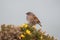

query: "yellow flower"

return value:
[18, 34, 25, 39]
[20, 23, 28, 28]
[24, 24, 28, 28]
[40, 36, 43, 39]
[26, 29, 31, 35]
[20, 34, 25, 38]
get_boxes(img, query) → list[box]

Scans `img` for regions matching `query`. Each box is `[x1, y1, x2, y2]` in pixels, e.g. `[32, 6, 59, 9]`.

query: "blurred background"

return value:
[0, 0, 60, 40]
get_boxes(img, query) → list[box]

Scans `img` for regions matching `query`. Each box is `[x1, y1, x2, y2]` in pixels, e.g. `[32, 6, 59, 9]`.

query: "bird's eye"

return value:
[26, 13, 29, 15]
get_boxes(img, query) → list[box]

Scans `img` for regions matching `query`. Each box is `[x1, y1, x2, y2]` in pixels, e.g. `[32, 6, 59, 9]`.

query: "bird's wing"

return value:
[33, 16, 40, 23]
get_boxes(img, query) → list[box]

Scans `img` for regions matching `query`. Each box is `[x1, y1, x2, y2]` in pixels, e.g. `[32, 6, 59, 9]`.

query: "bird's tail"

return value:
[38, 23, 42, 27]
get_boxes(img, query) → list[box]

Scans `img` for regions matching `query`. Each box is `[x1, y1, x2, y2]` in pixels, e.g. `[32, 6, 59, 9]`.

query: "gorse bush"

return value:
[0, 24, 57, 40]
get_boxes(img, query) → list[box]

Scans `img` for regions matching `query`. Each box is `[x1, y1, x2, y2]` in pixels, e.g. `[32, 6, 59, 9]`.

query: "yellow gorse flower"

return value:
[20, 34, 25, 38]
[26, 29, 31, 35]
[19, 34, 25, 39]
[40, 35, 43, 39]
[24, 24, 28, 28]
[20, 23, 28, 28]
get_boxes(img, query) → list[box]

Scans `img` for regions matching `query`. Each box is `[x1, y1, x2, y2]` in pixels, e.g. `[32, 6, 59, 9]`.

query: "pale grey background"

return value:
[0, 0, 60, 40]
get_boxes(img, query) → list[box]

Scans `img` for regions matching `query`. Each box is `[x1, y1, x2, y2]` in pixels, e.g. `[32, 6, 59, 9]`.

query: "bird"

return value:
[26, 12, 42, 27]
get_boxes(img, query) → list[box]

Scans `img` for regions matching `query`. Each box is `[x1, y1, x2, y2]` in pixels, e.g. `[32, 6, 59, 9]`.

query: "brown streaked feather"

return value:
[26, 12, 42, 27]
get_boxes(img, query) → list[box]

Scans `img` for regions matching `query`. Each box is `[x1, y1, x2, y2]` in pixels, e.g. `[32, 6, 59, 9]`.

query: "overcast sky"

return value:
[0, 0, 60, 40]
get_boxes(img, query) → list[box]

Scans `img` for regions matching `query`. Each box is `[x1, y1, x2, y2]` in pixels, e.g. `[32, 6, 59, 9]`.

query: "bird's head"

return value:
[26, 12, 35, 16]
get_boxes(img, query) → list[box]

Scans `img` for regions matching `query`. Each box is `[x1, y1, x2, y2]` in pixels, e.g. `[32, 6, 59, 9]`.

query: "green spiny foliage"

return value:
[0, 24, 57, 40]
